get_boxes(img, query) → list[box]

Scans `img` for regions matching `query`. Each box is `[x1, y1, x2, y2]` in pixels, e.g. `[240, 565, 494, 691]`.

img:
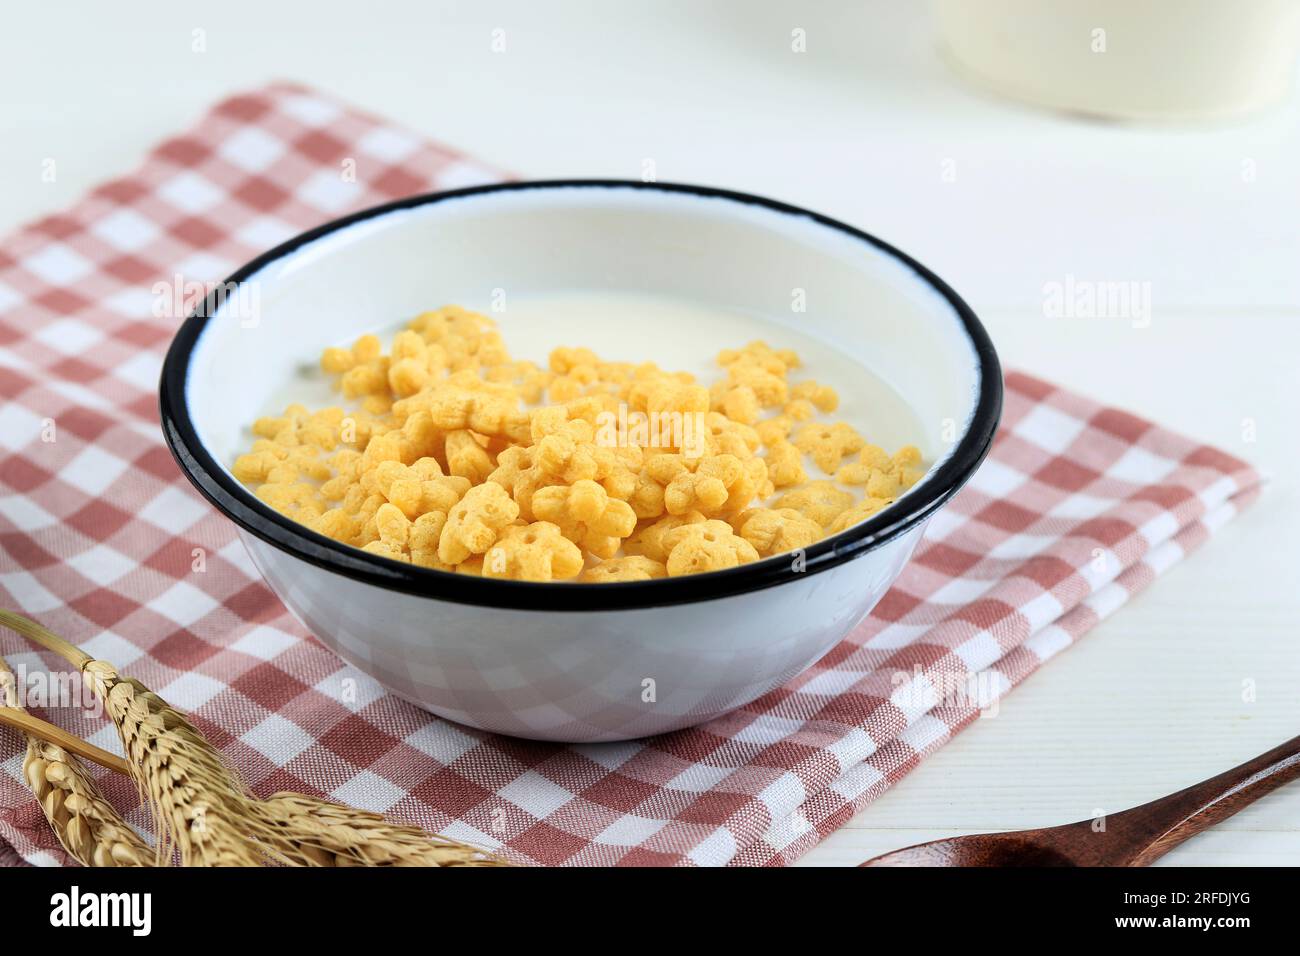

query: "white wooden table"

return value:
[4, 0, 1297, 865]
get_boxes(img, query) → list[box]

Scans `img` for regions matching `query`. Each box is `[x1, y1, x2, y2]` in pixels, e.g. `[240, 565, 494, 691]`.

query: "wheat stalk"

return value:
[0, 654, 151, 867]
[258, 792, 508, 866]
[83, 660, 288, 866]
[2, 610, 296, 865]
[0, 610, 509, 867]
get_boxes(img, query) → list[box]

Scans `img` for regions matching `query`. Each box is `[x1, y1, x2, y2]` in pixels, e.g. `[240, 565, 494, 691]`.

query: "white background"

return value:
[2, 1, 1297, 865]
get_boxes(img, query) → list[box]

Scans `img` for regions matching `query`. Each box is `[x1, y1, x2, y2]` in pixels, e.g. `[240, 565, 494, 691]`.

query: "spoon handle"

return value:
[1106, 733, 1300, 866]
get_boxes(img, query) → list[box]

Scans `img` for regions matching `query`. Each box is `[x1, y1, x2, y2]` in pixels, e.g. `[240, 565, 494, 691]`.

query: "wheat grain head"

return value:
[0, 655, 151, 866]
[259, 792, 509, 866]
[2, 611, 510, 868]
[81, 659, 283, 866]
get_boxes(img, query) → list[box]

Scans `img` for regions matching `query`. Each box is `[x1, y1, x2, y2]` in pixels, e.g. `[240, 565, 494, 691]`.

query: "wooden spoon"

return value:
[861, 734, 1300, 866]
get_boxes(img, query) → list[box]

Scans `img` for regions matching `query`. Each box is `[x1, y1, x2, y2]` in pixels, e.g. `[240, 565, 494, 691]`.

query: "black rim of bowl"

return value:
[159, 179, 1003, 611]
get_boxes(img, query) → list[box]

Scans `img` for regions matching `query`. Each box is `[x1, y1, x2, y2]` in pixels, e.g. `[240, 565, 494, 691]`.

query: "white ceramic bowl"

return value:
[160, 181, 1001, 742]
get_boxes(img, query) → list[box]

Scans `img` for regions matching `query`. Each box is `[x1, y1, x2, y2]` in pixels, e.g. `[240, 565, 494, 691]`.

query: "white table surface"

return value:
[3, 1, 1297, 866]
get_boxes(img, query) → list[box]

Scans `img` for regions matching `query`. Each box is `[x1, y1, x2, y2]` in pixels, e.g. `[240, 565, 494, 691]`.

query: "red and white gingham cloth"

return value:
[0, 84, 1262, 866]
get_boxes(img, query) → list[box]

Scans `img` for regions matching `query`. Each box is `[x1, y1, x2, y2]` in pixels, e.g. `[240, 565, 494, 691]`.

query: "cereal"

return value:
[444, 429, 496, 484]
[715, 341, 796, 409]
[579, 555, 666, 582]
[531, 412, 620, 484]
[783, 398, 816, 422]
[409, 512, 453, 568]
[623, 511, 706, 562]
[369, 458, 470, 521]
[716, 366, 786, 409]
[700, 412, 760, 460]
[827, 495, 896, 534]
[774, 481, 856, 528]
[717, 340, 799, 373]
[633, 379, 710, 418]
[754, 414, 794, 448]
[836, 444, 925, 498]
[437, 482, 520, 565]
[790, 380, 838, 413]
[531, 479, 637, 558]
[393, 385, 529, 443]
[234, 304, 925, 582]
[764, 439, 807, 488]
[721, 384, 760, 425]
[622, 467, 668, 519]
[651, 454, 735, 516]
[482, 522, 584, 581]
[485, 444, 533, 498]
[662, 520, 760, 576]
[793, 422, 866, 474]
[734, 507, 824, 558]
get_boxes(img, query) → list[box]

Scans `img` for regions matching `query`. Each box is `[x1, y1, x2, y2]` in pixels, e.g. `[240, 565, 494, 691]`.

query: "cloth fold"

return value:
[0, 84, 1261, 866]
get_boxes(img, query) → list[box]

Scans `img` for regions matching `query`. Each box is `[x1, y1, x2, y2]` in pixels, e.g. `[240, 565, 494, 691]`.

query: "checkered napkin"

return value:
[0, 85, 1262, 867]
